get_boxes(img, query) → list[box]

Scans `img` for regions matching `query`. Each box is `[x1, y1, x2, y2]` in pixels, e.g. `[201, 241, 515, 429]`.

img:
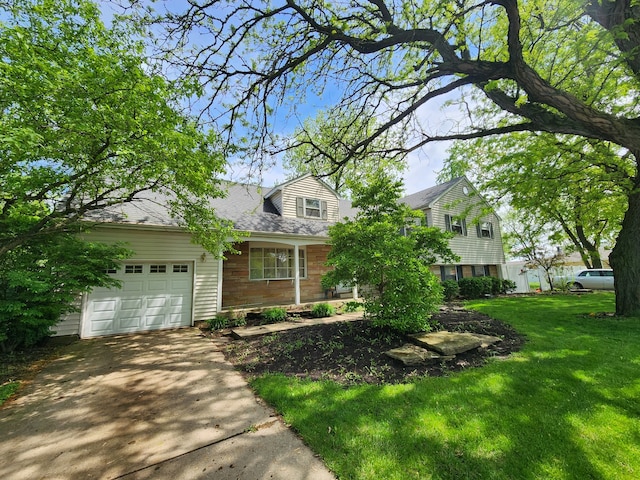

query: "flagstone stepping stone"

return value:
[408, 331, 482, 356]
[472, 333, 503, 348]
[385, 344, 449, 366]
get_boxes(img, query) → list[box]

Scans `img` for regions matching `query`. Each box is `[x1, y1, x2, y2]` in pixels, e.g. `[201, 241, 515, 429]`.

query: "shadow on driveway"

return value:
[0, 329, 335, 480]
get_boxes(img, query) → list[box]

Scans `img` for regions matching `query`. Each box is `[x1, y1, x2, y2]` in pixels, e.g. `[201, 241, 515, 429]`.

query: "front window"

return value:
[440, 265, 458, 281]
[472, 265, 491, 277]
[250, 247, 306, 280]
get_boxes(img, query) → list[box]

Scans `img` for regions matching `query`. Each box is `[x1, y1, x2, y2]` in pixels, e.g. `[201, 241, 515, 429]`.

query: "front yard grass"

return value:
[251, 292, 640, 479]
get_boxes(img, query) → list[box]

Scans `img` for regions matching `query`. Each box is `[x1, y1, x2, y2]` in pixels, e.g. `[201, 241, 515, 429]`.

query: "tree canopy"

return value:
[442, 134, 628, 269]
[151, 0, 640, 315]
[282, 108, 406, 197]
[0, 0, 233, 349]
[1, 0, 233, 259]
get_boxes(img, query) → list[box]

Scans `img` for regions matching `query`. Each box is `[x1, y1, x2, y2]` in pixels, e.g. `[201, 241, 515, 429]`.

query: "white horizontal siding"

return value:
[281, 176, 340, 221]
[429, 180, 505, 266]
[53, 226, 220, 336]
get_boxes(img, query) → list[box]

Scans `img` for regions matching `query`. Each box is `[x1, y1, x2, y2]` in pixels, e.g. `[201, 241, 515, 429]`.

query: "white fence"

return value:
[499, 264, 586, 293]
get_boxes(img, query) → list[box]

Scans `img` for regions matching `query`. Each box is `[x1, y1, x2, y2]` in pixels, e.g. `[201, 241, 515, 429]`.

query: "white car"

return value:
[554, 269, 615, 290]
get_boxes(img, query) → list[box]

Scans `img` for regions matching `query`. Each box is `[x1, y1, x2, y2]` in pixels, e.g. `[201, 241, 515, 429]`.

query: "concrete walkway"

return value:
[0, 329, 335, 480]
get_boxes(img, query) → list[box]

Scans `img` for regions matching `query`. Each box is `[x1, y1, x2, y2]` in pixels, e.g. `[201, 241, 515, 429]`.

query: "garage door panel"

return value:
[147, 296, 167, 308]
[144, 314, 165, 327]
[92, 299, 117, 313]
[84, 262, 193, 338]
[90, 320, 115, 335]
[120, 298, 143, 310]
[148, 280, 169, 292]
[123, 281, 144, 292]
[118, 316, 141, 330]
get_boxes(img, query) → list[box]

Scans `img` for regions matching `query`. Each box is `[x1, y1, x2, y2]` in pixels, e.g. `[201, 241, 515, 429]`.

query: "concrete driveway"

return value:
[0, 329, 335, 480]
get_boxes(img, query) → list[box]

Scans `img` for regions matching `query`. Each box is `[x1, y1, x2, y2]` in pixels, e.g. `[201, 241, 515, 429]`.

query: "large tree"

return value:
[154, 0, 640, 315]
[1, 0, 233, 259]
[442, 134, 629, 269]
[0, 0, 233, 349]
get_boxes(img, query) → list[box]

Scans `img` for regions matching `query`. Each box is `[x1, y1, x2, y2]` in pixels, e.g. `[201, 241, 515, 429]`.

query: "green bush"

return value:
[311, 303, 336, 318]
[0, 234, 130, 352]
[458, 277, 493, 299]
[499, 279, 517, 294]
[207, 315, 229, 330]
[441, 280, 460, 301]
[225, 308, 247, 327]
[457, 276, 517, 299]
[261, 307, 288, 323]
[322, 173, 457, 334]
[229, 315, 247, 327]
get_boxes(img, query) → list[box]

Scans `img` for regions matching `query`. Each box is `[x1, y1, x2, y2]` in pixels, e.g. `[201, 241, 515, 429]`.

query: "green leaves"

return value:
[323, 172, 457, 333]
[0, 0, 233, 258]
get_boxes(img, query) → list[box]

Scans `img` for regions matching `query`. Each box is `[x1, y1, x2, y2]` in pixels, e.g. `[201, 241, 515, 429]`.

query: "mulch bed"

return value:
[222, 309, 526, 385]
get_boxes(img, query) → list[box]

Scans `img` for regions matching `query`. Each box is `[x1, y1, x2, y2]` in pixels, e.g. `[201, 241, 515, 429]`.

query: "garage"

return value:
[82, 262, 194, 338]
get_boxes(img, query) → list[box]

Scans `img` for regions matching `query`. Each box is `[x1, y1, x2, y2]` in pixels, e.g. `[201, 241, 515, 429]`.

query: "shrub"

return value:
[229, 315, 247, 328]
[322, 172, 458, 334]
[207, 315, 228, 330]
[457, 276, 517, 299]
[311, 303, 336, 318]
[458, 277, 493, 299]
[441, 280, 460, 301]
[500, 279, 517, 294]
[225, 308, 247, 327]
[0, 234, 130, 353]
[261, 307, 288, 323]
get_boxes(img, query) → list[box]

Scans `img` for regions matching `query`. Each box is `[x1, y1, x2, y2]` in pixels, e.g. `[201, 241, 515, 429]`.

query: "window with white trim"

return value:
[296, 197, 328, 220]
[125, 264, 143, 274]
[150, 264, 167, 273]
[172, 264, 189, 273]
[472, 265, 491, 277]
[445, 214, 467, 236]
[249, 247, 306, 280]
[476, 221, 494, 239]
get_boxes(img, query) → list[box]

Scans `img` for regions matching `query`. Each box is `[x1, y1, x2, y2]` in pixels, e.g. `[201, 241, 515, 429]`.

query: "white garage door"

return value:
[83, 262, 193, 338]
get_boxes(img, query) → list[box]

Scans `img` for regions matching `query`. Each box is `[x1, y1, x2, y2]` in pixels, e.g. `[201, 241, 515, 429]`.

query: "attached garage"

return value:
[82, 261, 194, 338]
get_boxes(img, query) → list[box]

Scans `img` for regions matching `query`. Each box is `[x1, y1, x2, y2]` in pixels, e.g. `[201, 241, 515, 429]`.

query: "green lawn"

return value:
[251, 292, 640, 479]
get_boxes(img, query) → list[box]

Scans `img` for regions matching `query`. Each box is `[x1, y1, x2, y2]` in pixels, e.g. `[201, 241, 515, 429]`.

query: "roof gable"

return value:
[264, 173, 340, 200]
[400, 177, 466, 209]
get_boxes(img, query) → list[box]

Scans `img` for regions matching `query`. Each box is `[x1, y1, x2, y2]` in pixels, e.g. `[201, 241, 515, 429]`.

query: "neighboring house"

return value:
[55, 174, 504, 338]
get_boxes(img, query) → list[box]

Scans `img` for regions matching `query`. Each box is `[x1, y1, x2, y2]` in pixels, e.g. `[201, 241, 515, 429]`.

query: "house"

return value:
[55, 175, 504, 338]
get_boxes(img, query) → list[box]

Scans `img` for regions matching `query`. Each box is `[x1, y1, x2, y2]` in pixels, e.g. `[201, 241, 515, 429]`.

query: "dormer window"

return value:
[305, 198, 321, 218]
[296, 197, 328, 220]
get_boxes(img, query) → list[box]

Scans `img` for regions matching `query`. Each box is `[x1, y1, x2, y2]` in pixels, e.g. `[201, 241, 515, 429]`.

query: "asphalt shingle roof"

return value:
[85, 177, 461, 237]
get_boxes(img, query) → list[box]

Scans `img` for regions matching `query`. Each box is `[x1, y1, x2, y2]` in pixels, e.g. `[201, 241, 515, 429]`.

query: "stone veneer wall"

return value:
[222, 242, 333, 308]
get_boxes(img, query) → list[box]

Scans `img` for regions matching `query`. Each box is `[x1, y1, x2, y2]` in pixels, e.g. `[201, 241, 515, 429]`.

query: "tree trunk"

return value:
[610, 183, 640, 316]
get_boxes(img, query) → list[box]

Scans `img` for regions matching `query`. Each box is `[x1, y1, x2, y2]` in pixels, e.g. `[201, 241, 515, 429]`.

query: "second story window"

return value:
[445, 214, 467, 236]
[296, 197, 328, 220]
[305, 198, 321, 218]
[477, 221, 494, 239]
